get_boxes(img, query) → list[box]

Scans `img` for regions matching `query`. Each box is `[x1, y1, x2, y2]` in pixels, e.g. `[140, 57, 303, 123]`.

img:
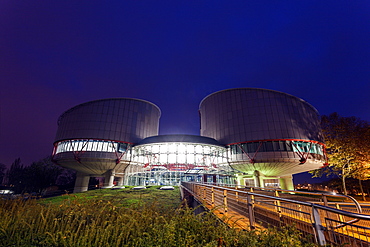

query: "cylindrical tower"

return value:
[52, 98, 161, 192]
[199, 88, 326, 189]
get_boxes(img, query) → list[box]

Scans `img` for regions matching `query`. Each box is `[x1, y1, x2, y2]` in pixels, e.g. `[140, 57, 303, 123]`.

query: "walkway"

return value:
[181, 182, 370, 246]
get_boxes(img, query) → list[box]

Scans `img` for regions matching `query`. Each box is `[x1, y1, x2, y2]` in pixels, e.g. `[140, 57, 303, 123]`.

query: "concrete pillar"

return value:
[254, 170, 263, 187]
[235, 174, 244, 186]
[74, 172, 90, 193]
[280, 175, 294, 190]
[117, 176, 124, 186]
[103, 169, 115, 188]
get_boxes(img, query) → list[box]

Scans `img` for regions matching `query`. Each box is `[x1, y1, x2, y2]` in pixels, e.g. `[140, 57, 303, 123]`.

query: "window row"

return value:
[229, 140, 324, 155]
[55, 140, 129, 154]
[131, 152, 228, 166]
[133, 143, 223, 156]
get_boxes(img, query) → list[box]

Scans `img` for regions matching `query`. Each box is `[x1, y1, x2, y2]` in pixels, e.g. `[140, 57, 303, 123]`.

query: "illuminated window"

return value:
[178, 153, 186, 163]
[187, 145, 194, 154]
[169, 143, 177, 153]
[160, 144, 168, 153]
[228, 141, 324, 156]
[187, 154, 195, 164]
[178, 143, 186, 154]
[196, 154, 204, 164]
[168, 153, 176, 163]
[195, 145, 203, 153]
[158, 153, 167, 163]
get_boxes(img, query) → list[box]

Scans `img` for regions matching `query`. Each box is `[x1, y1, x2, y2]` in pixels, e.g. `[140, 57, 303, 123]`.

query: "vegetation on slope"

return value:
[0, 186, 316, 247]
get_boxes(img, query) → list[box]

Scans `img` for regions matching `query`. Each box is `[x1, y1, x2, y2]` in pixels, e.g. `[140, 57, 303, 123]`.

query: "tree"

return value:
[350, 126, 370, 200]
[0, 163, 6, 185]
[312, 113, 370, 196]
[5, 157, 66, 194]
[6, 158, 26, 193]
[56, 168, 76, 192]
[23, 157, 63, 193]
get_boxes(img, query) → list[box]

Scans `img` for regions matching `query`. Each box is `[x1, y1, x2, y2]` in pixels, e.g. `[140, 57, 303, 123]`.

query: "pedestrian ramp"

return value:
[181, 182, 370, 246]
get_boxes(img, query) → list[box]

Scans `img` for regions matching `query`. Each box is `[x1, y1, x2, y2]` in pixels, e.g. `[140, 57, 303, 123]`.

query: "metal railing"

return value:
[181, 182, 370, 246]
[217, 183, 363, 212]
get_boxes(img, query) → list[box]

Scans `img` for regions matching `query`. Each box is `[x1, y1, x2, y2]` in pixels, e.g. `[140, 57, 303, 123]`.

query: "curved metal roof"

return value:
[199, 88, 319, 115]
[57, 98, 161, 125]
[135, 134, 224, 147]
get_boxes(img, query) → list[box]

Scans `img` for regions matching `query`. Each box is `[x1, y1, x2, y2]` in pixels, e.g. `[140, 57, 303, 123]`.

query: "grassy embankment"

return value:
[0, 186, 317, 246]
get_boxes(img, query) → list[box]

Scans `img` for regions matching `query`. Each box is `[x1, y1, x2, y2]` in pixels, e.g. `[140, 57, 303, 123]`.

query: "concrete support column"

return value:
[236, 175, 244, 187]
[74, 172, 90, 193]
[103, 169, 115, 188]
[254, 170, 263, 188]
[280, 175, 294, 190]
[117, 176, 124, 186]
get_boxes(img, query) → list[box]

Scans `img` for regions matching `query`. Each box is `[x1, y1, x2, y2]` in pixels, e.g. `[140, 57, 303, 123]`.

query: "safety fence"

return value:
[181, 182, 370, 246]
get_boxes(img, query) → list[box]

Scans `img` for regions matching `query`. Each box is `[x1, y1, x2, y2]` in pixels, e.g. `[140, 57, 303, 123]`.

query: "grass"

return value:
[0, 186, 317, 247]
[41, 186, 182, 209]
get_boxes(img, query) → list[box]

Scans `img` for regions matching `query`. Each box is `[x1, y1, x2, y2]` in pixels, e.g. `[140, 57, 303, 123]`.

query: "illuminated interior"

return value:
[132, 142, 228, 169]
[124, 142, 232, 186]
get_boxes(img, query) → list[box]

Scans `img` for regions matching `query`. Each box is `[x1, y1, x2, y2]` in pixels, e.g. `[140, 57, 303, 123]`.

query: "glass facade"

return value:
[54, 138, 235, 186]
[229, 140, 324, 156]
[55, 139, 129, 154]
[124, 142, 232, 186]
[132, 142, 228, 167]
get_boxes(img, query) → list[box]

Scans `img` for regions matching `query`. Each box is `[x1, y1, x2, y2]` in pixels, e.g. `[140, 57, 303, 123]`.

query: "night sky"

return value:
[1, 1, 369, 184]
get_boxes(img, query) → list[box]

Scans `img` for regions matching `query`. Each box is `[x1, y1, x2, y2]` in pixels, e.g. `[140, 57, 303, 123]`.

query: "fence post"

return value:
[250, 187, 255, 205]
[335, 204, 346, 231]
[247, 193, 255, 229]
[211, 187, 215, 207]
[274, 190, 281, 217]
[312, 205, 327, 246]
[322, 195, 331, 225]
[322, 195, 328, 207]
[203, 187, 206, 201]
[223, 189, 228, 213]
[298, 204, 304, 219]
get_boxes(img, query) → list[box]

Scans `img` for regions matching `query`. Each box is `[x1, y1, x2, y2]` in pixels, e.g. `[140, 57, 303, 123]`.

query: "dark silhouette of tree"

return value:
[5, 157, 66, 194]
[312, 113, 370, 196]
[56, 168, 76, 192]
[6, 158, 25, 193]
[23, 157, 63, 193]
[0, 163, 6, 184]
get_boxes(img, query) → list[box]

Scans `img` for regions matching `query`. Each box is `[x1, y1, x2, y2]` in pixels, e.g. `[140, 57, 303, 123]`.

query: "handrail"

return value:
[203, 182, 363, 214]
[184, 182, 370, 221]
[182, 182, 370, 246]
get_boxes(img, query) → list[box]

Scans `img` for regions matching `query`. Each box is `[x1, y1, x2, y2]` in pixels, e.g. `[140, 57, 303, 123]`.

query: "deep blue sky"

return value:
[1, 1, 369, 183]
